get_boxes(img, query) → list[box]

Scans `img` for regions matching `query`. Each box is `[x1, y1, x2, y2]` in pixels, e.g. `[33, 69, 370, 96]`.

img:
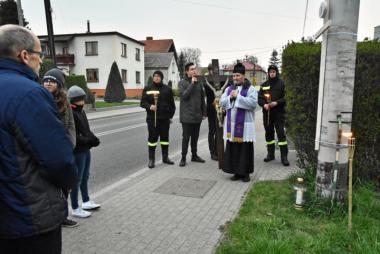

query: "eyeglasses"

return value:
[26, 49, 45, 60]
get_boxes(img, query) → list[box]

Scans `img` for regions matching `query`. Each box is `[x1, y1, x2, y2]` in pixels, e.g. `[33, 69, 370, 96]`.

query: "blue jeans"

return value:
[70, 150, 91, 209]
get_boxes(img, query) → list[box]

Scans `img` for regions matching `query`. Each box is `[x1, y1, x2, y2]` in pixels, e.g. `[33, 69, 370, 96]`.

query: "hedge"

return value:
[282, 41, 380, 183]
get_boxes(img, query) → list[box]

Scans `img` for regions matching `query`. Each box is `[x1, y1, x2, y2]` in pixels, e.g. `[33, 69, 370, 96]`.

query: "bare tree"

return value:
[179, 47, 201, 67]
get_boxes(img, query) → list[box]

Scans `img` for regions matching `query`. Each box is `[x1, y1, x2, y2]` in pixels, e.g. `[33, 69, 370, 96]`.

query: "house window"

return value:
[121, 43, 127, 57]
[122, 69, 127, 83]
[86, 69, 99, 82]
[135, 48, 140, 61]
[172, 61, 175, 74]
[42, 43, 50, 56]
[85, 41, 98, 55]
[136, 71, 141, 84]
[62, 47, 68, 55]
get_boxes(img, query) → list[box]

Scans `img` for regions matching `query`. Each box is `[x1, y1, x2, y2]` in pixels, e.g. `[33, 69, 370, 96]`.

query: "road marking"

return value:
[95, 116, 180, 137]
[91, 138, 208, 200]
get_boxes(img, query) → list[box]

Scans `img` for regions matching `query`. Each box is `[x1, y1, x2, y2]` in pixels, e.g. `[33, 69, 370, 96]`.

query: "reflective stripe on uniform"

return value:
[266, 140, 276, 145]
[148, 142, 157, 147]
[160, 141, 169, 145]
[262, 86, 270, 91]
[278, 141, 288, 146]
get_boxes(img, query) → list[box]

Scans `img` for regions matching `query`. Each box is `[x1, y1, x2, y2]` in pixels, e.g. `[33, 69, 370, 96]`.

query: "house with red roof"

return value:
[222, 61, 267, 85]
[140, 37, 180, 88]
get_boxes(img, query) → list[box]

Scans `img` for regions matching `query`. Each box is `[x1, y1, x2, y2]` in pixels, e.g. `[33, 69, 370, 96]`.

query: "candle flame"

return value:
[342, 132, 353, 138]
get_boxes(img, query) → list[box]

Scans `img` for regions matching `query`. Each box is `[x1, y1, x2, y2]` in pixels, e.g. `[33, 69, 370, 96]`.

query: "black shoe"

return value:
[281, 156, 290, 166]
[210, 154, 218, 161]
[263, 154, 275, 162]
[242, 176, 250, 182]
[191, 155, 205, 163]
[163, 157, 174, 165]
[62, 218, 78, 228]
[179, 158, 186, 167]
[230, 175, 241, 181]
[148, 159, 155, 168]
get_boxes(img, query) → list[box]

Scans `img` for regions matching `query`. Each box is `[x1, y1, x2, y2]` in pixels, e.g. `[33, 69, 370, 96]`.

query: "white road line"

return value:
[91, 138, 208, 199]
[95, 116, 180, 137]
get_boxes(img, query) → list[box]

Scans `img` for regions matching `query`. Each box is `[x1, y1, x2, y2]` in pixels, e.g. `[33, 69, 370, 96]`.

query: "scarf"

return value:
[226, 84, 249, 142]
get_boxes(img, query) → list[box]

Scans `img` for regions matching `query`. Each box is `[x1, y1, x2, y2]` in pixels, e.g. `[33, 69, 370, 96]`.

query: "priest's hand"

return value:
[230, 90, 238, 99]
[264, 104, 270, 110]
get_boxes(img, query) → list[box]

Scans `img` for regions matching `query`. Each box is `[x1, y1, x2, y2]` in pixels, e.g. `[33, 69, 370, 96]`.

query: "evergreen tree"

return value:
[178, 51, 185, 78]
[0, 0, 29, 26]
[147, 76, 153, 86]
[269, 49, 281, 67]
[104, 62, 126, 102]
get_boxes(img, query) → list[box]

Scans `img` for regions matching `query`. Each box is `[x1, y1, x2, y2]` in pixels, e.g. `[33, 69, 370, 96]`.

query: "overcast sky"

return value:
[21, 0, 380, 68]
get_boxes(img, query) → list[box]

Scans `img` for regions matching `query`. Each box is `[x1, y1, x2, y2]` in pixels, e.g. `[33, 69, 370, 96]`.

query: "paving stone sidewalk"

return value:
[62, 113, 300, 254]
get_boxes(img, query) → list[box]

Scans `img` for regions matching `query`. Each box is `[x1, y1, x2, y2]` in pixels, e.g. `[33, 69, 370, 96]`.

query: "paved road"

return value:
[88, 110, 209, 194]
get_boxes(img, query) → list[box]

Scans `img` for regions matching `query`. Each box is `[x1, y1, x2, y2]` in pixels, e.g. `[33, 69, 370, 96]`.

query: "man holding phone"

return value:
[178, 62, 207, 167]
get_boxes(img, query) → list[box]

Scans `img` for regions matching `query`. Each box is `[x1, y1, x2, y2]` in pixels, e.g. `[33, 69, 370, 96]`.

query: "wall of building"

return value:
[65, 34, 144, 97]
[167, 57, 180, 89]
[375, 25, 380, 40]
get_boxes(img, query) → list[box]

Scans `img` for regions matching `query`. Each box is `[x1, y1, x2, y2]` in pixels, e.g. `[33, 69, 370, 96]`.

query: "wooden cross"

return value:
[201, 59, 231, 169]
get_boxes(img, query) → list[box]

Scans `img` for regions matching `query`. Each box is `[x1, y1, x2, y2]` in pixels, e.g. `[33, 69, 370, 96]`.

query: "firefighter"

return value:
[140, 70, 176, 168]
[258, 65, 290, 166]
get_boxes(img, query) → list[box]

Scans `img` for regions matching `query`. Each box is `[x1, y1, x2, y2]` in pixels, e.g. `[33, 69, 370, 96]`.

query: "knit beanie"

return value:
[153, 70, 164, 81]
[43, 68, 66, 88]
[67, 85, 86, 103]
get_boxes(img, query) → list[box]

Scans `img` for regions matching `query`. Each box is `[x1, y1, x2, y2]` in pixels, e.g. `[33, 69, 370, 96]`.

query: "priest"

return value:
[220, 63, 258, 182]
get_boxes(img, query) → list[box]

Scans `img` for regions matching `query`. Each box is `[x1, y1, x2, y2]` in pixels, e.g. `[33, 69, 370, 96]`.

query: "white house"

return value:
[39, 31, 145, 97]
[144, 52, 180, 89]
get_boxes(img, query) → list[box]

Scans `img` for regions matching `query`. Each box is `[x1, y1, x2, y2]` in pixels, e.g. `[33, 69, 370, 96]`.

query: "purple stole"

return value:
[226, 85, 249, 143]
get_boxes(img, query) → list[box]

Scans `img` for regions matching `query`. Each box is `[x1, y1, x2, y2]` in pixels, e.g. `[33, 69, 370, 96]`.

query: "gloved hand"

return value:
[89, 136, 100, 147]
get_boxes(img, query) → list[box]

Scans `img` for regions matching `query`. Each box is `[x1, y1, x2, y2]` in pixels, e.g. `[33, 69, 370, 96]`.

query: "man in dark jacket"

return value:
[0, 25, 77, 254]
[204, 64, 218, 161]
[140, 70, 176, 168]
[258, 65, 290, 166]
[178, 63, 207, 167]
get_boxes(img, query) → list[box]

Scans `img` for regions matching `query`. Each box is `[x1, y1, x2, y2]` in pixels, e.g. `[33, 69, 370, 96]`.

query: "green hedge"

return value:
[39, 59, 55, 82]
[282, 41, 380, 183]
[65, 75, 95, 104]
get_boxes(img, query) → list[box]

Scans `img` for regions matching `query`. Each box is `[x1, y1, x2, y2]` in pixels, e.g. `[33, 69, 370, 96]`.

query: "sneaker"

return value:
[72, 208, 91, 218]
[82, 200, 101, 210]
[62, 218, 78, 228]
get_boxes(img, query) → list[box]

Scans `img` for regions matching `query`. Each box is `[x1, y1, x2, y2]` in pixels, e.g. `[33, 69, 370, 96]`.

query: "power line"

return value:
[215, 48, 280, 61]
[171, 0, 313, 20]
[202, 45, 284, 54]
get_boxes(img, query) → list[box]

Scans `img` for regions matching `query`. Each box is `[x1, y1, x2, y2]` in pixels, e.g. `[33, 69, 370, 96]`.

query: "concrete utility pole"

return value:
[16, 0, 24, 26]
[44, 0, 56, 66]
[314, 0, 360, 201]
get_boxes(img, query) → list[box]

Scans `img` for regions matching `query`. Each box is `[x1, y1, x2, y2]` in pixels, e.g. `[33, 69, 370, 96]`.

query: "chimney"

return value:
[146, 36, 153, 40]
[87, 20, 90, 33]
